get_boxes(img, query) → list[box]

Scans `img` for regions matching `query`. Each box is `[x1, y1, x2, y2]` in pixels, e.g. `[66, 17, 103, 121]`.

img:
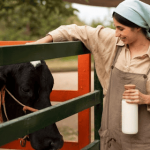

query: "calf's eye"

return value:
[20, 87, 30, 93]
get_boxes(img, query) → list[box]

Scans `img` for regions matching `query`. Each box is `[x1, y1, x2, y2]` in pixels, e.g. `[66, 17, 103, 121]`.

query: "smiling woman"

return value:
[113, 17, 149, 47]
[113, 12, 148, 45]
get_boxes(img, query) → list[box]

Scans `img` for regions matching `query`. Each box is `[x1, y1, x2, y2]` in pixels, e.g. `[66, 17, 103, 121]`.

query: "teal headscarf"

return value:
[114, 0, 150, 38]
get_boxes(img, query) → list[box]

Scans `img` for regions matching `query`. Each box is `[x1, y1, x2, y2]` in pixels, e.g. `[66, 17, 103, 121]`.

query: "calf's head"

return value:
[0, 61, 63, 150]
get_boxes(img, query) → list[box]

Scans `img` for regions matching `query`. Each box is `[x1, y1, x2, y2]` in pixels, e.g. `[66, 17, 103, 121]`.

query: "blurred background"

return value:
[0, 1, 115, 41]
[0, 0, 115, 143]
[0, 0, 115, 72]
[0, 0, 114, 72]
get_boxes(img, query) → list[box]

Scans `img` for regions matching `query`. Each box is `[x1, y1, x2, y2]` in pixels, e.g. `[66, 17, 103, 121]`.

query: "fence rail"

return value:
[81, 140, 100, 150]
[0, 90, 100, 146]
[0, 41, 89, 66]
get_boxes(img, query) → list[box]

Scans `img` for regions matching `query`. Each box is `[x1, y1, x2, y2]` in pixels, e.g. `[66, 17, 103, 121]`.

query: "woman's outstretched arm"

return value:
[26, 35, 53, 44]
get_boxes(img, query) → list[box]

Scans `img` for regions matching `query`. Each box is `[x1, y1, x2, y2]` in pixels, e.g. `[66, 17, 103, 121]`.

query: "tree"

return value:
[0, 0, 80, 40]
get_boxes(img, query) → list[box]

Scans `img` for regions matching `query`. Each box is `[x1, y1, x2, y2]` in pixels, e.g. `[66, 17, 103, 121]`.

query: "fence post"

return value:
[94, 67, 103, 142]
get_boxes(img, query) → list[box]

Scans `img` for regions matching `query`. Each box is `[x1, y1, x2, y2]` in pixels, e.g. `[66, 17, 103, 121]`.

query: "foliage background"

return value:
[0, 0, 114, 41]
[0, 0, 114, 71]
[0, 0, 85, 40]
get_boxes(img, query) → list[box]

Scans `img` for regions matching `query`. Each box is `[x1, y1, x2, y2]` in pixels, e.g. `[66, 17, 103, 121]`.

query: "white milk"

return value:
[122, 99, 138, 134]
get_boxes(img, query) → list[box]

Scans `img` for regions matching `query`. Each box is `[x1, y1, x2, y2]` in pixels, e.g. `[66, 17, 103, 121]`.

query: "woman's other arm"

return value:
[122, 89, 150, 104]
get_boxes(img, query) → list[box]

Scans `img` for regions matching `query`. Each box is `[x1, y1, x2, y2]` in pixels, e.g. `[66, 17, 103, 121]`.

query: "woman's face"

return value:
[113, 18, 140, 45]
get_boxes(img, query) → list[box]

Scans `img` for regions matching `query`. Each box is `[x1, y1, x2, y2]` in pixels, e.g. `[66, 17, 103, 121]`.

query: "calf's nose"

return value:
[49, 135, 64, 150]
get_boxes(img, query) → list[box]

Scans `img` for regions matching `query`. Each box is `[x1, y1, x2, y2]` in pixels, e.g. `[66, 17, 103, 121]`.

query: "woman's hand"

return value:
[25, 35, 53, 45]
[25, 42, 37, 45]
[122, 89, 150, 104]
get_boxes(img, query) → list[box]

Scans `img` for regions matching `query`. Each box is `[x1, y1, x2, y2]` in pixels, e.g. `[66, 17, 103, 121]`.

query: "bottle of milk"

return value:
[122, 84, 138, 134]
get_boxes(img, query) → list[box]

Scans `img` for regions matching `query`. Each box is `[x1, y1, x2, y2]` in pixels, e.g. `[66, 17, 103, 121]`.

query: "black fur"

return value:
[0, 60, 64, 150]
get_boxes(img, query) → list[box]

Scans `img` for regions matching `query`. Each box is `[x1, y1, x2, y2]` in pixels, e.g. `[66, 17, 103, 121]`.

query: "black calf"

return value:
[0, 60, 64, 150]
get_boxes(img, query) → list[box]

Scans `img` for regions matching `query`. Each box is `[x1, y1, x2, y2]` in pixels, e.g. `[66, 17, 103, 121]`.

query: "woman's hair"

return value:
[113, 12, 147, 37]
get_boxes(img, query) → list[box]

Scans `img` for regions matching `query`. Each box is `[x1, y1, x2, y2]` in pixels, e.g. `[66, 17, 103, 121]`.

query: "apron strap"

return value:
[111, 46, 123, 68]
[146, 61, 150, 76]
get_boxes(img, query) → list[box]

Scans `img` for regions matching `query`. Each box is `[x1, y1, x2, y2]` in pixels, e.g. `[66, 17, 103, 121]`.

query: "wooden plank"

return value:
[81, 140, 100, 150]
[0, 91, 100, 147]
[94, 69, 103, 140]
[1, 140, 79, 150]
[0, 41, 90, 66]
[51, 90, 80, 102]
[78, 54, 91, 149]
[64, 0, 150, 7]
[1, 139, 34, 150]
[64, 0, 121, 7]
[0, 41, 33, 46]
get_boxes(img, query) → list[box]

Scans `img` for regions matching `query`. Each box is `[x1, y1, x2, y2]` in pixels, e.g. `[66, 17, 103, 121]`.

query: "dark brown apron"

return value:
[99, 46, 150, 150]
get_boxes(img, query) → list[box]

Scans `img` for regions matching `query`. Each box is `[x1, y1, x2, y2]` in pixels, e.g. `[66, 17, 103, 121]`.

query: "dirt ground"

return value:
[52, 71, 94, 142]
[0, 71, 95, 149]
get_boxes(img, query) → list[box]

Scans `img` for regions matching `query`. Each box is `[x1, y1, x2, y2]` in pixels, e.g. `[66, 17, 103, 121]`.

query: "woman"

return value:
[28, 0, 150, 149]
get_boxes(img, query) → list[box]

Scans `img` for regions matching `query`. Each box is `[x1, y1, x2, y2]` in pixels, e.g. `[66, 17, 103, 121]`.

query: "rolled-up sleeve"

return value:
[48, 24, 116, 53]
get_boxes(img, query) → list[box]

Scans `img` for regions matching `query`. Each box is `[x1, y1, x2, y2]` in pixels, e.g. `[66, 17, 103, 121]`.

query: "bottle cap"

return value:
[124, 84, 136, 90]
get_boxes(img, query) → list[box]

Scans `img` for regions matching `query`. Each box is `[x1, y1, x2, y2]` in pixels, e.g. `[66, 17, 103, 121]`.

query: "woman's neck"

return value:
[128, 35, 150, 59]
